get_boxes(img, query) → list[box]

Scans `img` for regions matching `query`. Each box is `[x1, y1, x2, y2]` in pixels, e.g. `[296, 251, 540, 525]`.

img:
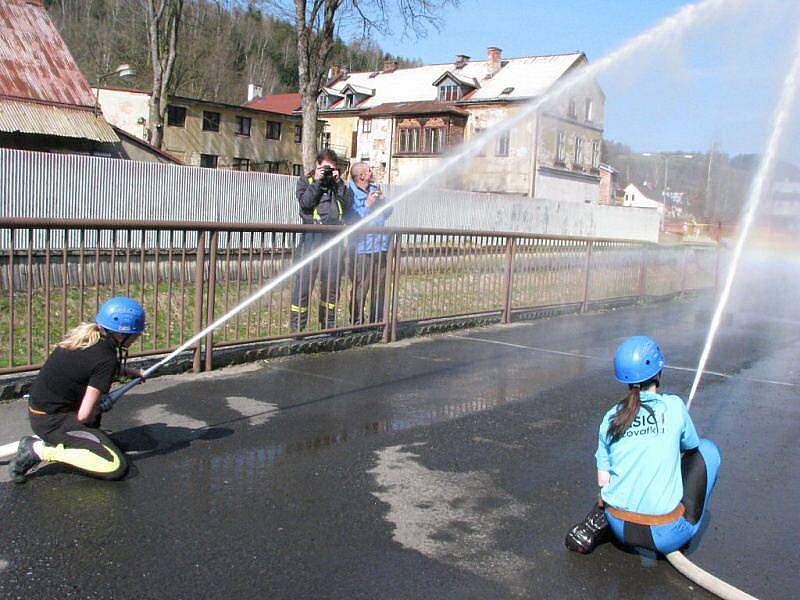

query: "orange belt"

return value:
[607, 503, 685, 526]
[28, 406, 47, 415]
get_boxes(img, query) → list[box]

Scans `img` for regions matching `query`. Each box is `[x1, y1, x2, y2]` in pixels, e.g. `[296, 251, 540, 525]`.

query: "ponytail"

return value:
[609, 374, 660, 441]
[57, 322, 101, 351]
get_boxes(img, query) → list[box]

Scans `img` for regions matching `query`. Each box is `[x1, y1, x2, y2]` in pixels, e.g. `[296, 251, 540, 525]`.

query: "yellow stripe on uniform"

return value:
[321, 302, 336, 310]
[290, 304, 308, 313]
[40, 443, 122, 474]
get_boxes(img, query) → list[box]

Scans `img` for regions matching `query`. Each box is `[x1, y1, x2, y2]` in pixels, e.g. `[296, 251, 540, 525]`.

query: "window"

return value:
[264, 161, 280, 173]
[235, 116, 251, 136]
[320, 131, 331, 149]
[556, 130, 566, 163]
[318, 94, 330, 109]
[202, 111, 220, 132]
[423, 127, 445, 154]
[474, 127, 486, 157]
[361, 119, 372, 133]
[232, 157, 250, 171]
[574, 136, 584, 167]
[264, 120, 281, 141]
[294, 124, 302, 143]
[200, 154, 218, 169]
[292, 164, 303, 176]
[568, 98, 577, 119]
[495, 130, 510, 157]
[398, 127, 420, 153]
[585, 98, 594, 122]
[167, 105, 186, 127]
[437, 84, 462, 102]
[345, 93, 357, 108]
[591, 140, 600, 169]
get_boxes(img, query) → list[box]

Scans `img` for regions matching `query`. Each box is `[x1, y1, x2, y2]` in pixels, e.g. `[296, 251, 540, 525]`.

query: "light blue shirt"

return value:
[346, 180, 391, 254]
[595, 391, 699, 515]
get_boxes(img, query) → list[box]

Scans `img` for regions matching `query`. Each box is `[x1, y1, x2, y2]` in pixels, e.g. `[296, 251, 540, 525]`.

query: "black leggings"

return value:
[30, 411, 128, 480]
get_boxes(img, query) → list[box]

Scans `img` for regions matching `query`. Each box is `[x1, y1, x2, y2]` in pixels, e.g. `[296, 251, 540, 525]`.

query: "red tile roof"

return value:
[0, 0, 97, 108]
[243, 92, 301, 115]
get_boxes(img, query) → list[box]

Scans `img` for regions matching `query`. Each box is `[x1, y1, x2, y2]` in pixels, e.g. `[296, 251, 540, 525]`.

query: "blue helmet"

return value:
[613, 336, 664, 384]
[95, 297, 146, 334]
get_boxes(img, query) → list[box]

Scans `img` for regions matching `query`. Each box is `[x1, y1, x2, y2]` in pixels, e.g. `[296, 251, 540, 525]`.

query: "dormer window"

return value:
[438, 84, 462, 102]
[318, 94, 331, 109]
[345, 93, 357, 108]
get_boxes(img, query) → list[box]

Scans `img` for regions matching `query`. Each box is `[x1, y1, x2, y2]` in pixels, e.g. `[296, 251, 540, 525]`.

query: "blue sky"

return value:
[372, 0, 800, 156]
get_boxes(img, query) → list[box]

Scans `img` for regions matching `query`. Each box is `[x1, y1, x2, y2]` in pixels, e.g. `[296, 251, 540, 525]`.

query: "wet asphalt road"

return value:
[0, 294, 797, 599]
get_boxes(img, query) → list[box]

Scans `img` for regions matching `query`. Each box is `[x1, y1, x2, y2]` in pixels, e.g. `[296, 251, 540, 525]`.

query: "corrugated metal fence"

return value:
[1, 148, 662, 248]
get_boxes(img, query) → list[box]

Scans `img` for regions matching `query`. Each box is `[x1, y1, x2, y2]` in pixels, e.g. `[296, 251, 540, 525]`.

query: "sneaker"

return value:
[10, 436, 41, 484]
[565, 504, 609, 554]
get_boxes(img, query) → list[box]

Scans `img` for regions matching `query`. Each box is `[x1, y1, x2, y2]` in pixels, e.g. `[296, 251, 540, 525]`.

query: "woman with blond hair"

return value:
[10, 297, 146, 483]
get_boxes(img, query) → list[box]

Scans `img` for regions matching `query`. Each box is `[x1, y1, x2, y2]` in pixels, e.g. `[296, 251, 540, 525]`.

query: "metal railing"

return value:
[0, 217, 718, 374]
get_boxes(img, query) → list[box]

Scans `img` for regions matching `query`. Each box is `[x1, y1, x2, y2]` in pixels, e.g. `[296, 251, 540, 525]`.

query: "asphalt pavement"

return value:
[0, 293, 797, 599]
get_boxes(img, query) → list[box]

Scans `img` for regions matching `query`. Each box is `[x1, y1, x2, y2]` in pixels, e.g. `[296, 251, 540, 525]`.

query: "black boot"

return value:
[565, 504, 609, 554]
[10, 436, 41, 484]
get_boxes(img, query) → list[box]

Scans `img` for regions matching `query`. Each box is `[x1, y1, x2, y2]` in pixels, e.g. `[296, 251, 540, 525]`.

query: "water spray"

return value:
[687, 23, 800, 409]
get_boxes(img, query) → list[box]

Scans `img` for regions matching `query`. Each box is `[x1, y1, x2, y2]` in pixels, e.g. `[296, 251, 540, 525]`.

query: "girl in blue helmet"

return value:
[565, 335, 721, 555]
[10, 297, 147, 483]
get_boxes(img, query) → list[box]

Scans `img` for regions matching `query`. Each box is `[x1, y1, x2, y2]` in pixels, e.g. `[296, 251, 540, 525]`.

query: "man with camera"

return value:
[345, 162, 392, 325]
[290, 149, 354, 332]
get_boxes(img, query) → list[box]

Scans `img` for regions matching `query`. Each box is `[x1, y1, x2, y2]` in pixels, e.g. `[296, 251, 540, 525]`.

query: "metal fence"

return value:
[0, 217, 718, 374]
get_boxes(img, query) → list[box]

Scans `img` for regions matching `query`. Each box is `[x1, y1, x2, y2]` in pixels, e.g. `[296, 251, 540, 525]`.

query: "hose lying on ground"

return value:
[665, 551, 759, 600]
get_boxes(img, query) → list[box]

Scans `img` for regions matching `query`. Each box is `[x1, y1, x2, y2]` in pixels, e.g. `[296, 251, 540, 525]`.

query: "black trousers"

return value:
[29, 411, 128, 480]
[290, 232, 343, 331]
[348, 251, 389, 325]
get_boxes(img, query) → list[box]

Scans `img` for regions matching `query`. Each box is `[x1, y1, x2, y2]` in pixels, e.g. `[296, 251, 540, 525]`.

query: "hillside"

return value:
[45, 0, 420, 105]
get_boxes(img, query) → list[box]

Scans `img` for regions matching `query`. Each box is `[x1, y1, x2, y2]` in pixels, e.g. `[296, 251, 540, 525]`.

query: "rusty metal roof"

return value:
[0, 0, 118, 142]
[0, 0, 97, 107]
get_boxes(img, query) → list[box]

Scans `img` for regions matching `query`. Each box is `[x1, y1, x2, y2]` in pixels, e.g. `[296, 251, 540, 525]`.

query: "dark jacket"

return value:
[296, 175, 354, 225]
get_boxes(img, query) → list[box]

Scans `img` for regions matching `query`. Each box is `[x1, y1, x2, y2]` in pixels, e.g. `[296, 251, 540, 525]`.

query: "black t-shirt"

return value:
[29, 336, 119, 414]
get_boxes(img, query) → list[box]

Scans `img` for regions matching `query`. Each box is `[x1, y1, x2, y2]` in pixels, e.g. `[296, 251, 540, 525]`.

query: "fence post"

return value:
[382, 233, 396, 343]
[191, 230, 206, 373]
[680, 245, 689, 294]
[581, 240, 594, 313]
[204, 230, 219, 372]
[501, 236, 515, 324]
[390, 233, 403, 343]
[638, 245, 648, 302]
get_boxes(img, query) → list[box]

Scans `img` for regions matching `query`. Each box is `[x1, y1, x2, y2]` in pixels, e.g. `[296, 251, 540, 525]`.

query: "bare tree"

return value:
[288, 0, 455, 170]
[144, 0, 184, 148]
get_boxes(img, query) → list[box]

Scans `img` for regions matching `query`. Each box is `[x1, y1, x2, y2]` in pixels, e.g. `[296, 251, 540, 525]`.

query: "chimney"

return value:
[327, 65, 341, 82]
[340, 64, 350, 77]
[383, 60, 398, 73]
[455, 54, 470, 69]
[486, 47, 503, 78]
[247, 83, 263, 102]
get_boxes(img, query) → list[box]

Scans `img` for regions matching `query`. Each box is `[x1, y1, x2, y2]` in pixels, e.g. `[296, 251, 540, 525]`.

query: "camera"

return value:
[320, 165, 334, 185]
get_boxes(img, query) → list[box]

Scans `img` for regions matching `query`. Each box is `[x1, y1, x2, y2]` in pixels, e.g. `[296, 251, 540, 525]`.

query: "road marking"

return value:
[452, 334, 800, 389]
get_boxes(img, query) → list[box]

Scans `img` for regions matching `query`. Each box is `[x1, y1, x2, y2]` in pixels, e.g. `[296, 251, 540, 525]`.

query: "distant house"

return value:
[97, 87, 306, 174]
[623, 184, 665, 213]
[0, 0, 120, 155]
[260, 48, 605, 202]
